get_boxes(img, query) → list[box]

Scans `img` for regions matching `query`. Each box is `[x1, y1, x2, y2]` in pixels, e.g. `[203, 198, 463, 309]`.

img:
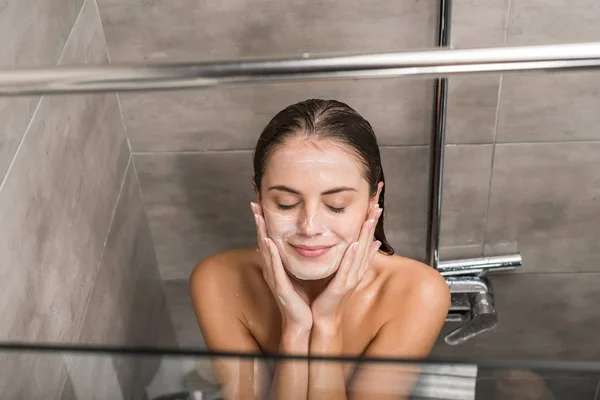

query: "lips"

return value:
[290, 244, 334, 258]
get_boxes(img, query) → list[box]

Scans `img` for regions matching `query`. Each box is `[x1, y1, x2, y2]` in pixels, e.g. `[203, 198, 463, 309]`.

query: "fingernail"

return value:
[368, 219, 376, 227]
[250, 202, 257, 212]
[375, 240, 382, 249]
[352, 242, 359, 251]
[377, 208, 383, 217]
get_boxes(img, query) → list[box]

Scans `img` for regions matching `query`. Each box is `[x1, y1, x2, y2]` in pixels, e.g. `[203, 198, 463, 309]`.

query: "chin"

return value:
[283, 261, 340, 281]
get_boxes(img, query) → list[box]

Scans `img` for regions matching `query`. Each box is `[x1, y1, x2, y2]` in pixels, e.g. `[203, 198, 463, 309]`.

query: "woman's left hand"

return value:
[311, 204, 383, 330]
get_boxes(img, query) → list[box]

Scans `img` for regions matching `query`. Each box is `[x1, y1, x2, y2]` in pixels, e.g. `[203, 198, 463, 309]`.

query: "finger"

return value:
[265, 238, 293, 292]
[359, 240, 381, 278]
[355, 216, 376, 266]
[334, 241, 359, 285]
[358, 206, 382, 266]
[254, 212, 269, 255]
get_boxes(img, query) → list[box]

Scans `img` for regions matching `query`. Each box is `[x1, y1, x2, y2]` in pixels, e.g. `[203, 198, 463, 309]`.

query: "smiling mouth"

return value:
[289, 244, 334, 258]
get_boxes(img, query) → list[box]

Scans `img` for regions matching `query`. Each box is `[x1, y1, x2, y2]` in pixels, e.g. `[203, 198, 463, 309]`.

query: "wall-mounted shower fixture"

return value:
[427, 0, 522, 345]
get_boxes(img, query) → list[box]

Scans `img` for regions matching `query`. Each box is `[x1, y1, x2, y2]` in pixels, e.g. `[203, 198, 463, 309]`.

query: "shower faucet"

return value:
[438, 255, 521, 345]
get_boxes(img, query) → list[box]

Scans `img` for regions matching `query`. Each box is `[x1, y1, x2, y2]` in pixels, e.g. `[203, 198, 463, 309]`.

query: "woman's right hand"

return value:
[251, 202, 313, 334]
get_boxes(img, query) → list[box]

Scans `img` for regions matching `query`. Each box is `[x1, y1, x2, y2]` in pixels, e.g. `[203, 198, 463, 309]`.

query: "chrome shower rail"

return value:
[0, 42, 600, 96]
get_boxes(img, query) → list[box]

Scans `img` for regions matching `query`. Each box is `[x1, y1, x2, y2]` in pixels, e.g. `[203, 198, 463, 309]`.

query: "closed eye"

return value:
[327, 206, 345, 214]
[277, 203, 298, 211]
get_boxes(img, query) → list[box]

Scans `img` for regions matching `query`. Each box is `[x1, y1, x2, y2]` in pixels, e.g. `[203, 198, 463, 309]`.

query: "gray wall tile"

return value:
[98, 0, 437, 152]
[134, 151, 257, 281]
[507, 0, 600, 46]
[98, 0, 435, 62]
[60, 373, 79, 400]
[497, 0, 600, 143]
[0, 0, 85, 184]
[446, 0, 507, 144]
[440, 145, 493, 250]
[496, 72, 600, 143]
[476, 370, 600, 400]
[0, 0, 128, 343]
[163, 279, 205, 348]
[76, 162, 177, 399]
[484, 143, 600, 273]
[120, 80, 434, 152]
[434, 273, 600, 361]
[66, 353, 124, 400]
[0, 353, 68, 399]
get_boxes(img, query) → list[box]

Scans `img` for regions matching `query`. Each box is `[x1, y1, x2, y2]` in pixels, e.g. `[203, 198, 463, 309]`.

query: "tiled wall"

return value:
[98, 0, 600, 365]
[0, 0, 176, 398]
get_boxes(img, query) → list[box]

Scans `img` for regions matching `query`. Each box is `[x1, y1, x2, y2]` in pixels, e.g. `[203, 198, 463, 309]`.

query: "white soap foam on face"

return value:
[260, 141, 370, 281]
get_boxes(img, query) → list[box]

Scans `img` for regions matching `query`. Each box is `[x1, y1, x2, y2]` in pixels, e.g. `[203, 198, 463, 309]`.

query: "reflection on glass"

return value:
[1, 344, 600, 400]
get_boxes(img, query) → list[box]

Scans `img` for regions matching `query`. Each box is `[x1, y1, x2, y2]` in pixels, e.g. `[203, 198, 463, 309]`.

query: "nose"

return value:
[297, 204, 326, 237]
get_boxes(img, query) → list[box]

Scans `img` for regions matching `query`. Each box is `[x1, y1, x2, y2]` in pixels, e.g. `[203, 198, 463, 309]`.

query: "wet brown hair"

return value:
[253, 99, 394, 255]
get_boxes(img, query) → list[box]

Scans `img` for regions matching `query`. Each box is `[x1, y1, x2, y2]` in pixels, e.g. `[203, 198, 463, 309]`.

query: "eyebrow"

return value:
[268, 185, 357, 196]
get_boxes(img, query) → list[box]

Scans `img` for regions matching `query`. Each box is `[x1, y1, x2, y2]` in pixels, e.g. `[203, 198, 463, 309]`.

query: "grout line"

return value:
[91, 0, 135, 156]
[57, 0, 89, 65]
[504, 0, 513, 44]
[92, 0, 112, 64]
[480, 74, 503, 254]
[129, 138, 600, 157]
[67, 156, 132, 362]
[481, 0, 512, 255]
[0, 99, 42, 195]
[0, 0, 88, 195]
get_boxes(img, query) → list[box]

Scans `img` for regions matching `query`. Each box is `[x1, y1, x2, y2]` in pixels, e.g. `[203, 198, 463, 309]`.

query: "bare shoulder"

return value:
[377, 254, 451, 312]
[190, 247, 261, 305]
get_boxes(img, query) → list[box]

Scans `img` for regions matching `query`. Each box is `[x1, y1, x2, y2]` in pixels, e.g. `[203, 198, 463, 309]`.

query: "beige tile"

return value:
[496, 72, 600, 143]
[99, 0, 436, 151]
[433, 273, 600, 361]
[121, 79, 434, 152]
[0, 0, 84, 187]
[0, 0, 129, 343]
[507, 0, 600, 46]
[440, 145, 493, 249]
[484, 143, 600, 273]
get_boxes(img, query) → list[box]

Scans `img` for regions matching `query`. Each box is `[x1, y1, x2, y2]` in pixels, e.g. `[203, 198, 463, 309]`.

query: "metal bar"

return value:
[426, 0, 452, 269]
[0, 43, 600, 96]
[445, 276, 489, 294]
[438, 254, 522, 277]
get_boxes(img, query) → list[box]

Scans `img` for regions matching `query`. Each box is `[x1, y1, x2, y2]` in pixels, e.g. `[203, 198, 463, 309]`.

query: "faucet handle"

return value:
[444, 292, 498, 345]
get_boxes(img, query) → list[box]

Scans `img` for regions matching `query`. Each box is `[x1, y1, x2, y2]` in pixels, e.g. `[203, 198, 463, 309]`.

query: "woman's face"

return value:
[258, 137, 382, 281]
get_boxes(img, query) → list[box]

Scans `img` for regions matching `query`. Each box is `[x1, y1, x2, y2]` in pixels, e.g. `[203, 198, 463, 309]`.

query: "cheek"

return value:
[263, 209, 297, 238]
[325, 212, 365, 242]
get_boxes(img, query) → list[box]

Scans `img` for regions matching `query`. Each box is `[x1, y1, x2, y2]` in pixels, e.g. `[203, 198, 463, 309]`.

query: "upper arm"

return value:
[189, 257, 270, 399]
[349, 266, 451, 399]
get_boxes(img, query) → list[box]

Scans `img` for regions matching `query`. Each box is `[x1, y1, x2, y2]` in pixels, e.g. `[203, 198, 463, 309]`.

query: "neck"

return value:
[287, 270, 335, 304]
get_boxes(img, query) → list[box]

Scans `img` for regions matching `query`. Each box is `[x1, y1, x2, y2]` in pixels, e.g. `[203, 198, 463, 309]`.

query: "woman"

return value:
[190, 99, 451, 399]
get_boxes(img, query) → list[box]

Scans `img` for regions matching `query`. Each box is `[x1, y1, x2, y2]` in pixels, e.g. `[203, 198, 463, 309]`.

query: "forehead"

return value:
[264, 138, 365, 185]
